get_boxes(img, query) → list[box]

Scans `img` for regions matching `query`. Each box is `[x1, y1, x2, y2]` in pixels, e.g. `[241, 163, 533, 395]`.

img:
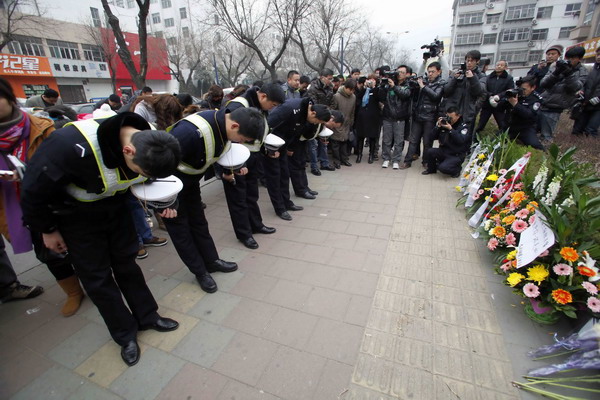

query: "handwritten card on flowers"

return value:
[517, 211, 556, 269]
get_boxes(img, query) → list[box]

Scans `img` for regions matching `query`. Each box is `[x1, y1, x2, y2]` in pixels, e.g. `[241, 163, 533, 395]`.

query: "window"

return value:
[537, 6, 552, 19]
[502, 27, 530, 42]
[7, 35, 45, 56]
[167, 37, 177, 46]
[161, 0, 172, 8]
[53, 64, 61, 71]
[214, 15, 219, 24]
[559, 26, 575, 39]
[164, 18, 174, 27]
[487, 14, 501, 24]
[99, 64, 107, 71]
[82, 44, 104, 62]
[459, 0, 486, 4]
[506, 4, 535, 20]
[47, 40, 80, 60]
[126, 0, 135, 8]
[483, 33, 497, 44]
[528, 50, 544, 63]
[90, 7, 101, 27]
[458, 11, 484, 25]
[452, 51, 467, 65]
[152, 13, 160, 24]
[584, 3, 596, 25]
[180, 7, 187, 19]
[499, 49, 528, 64]
[116, 0, 124, 7]
[154, 31, 163, 38]
[564, 3, 581, 16]
[182, 26, 190, 38]
[455, 32, 482, 45]
[531, 29, 548, 41]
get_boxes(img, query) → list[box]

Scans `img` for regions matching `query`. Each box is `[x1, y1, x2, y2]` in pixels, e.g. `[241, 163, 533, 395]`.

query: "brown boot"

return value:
[57, 275, 84, 317]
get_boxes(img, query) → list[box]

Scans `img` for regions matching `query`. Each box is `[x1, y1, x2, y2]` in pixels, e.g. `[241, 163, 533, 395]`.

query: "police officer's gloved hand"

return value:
[590, 97, 600, 106]
[489, 95, 500, 108]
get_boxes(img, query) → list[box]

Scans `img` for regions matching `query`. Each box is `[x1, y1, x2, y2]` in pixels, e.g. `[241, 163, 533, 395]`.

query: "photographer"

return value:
[572, 47, 600, 137]
[538, 46, 588, 141]
[378, 66, 412, 169]
[442, 50, 487, 134]
[307, 68, 336, 175]
[422, 106, 471, 177]
[475, 60, 514, 135]
[400, 62, 445, 170]
[505, 76, 544, 150]
[527, 45, 562, 87]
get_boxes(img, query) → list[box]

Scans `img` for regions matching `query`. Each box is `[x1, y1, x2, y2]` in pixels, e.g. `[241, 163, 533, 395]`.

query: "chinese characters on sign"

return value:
[517, 211, 556, 269]
[567, 37, 600, 59]
[0, 54, 52, 76]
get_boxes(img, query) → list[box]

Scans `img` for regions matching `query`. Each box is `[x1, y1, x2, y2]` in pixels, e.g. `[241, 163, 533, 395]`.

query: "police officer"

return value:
[422, 106, 472, 177]
[221, 83, 285, 249]
[265, 97, 331, 220]
[506, 75, 544, 150]
[20, 113, 182, 366]
[165, 107, 265, 293]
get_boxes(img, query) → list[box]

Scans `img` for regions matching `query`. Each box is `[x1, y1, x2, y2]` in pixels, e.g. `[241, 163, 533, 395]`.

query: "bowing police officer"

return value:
[505, 75, 544, 150]
[221, 84, 285, 249]
[20, 112, 182, 366]
[265, 97, 331, 220]
[164, 106, 265, 293]
[422, 106, 472, 177]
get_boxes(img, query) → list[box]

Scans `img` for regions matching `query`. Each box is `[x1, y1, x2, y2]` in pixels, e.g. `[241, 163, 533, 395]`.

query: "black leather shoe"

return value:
[422, 170, 436, 175]
[140, 317, 179, 332]
[207, 259, 238, 273]
[121, 340, 140, 366]
[241, 237, 259, 249]
[342, 161, 352, 166]
[196, 273, 217, 293]
[334, 163, 341, 169]
[311, 169, 321, 176]
[307, 189, 319, 196]
[278, 211, 292, 221]
[286, 204, 304, 211]
[255, 225, 276, 234]
[321, 165, 336, 171]
[298, 192, 316, 200]
[368, 156, 374, 164]
[356, 154, 362, 163]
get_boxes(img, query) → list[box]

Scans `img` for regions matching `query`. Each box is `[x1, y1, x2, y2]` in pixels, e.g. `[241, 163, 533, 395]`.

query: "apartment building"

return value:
[449, 0, 580, 78]
[568, 0, 600, 62]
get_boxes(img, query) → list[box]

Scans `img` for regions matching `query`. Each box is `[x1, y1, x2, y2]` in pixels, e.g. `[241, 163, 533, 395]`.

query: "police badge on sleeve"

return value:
[533, 102, 540, 111]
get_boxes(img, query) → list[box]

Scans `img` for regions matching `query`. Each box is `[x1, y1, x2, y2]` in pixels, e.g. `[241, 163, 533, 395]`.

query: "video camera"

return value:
[554, 59, 574, 75]
[505, 88, 523, 98]
[421, 38, 444, 58]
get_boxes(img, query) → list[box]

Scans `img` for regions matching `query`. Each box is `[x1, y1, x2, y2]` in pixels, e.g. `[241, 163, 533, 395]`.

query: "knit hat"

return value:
[546, 44, 564, 55]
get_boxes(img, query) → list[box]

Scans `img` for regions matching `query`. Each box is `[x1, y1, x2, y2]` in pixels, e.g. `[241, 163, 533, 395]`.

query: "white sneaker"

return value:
[382, 160, 389, 168]
[393, 162, 399, 169]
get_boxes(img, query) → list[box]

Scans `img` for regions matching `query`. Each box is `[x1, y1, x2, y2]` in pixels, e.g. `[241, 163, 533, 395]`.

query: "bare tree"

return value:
[100, 0, 150, 89]
[214, 36, 255, 87]
[83, 22, 119, 92]
[164, 26, 209, 95]
[0, 0, 44, 51]
[211, 0, 309, 82]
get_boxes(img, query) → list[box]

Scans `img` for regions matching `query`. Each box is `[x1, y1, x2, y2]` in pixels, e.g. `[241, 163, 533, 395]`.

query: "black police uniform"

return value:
[507, 91, 544, 150]
[265, 98, 312, 214]
[163, 110, 230, 277]
[20, 113, 162, 346]
[424, 117, 472, 177]
[221, 88, 268, 241]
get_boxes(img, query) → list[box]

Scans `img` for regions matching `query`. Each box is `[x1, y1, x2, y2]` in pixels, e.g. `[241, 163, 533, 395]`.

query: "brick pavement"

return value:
[1, 157, 565, 399]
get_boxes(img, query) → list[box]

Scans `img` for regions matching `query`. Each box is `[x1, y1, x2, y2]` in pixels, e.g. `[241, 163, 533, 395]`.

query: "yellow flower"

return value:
[527, 201, 538, 213]
[560, 247, 579, 263]
[478, 153, 486, 160]
[506, 250, 517, 261]
[502, 215, 516, 225]
[527, 265, 549, 284]
[486, 174, 499, 181]
[455, 186, 463, 192]
[510, 191, 527, 205]
[507, 273, 525, 287]
[491, 226, 506, 238]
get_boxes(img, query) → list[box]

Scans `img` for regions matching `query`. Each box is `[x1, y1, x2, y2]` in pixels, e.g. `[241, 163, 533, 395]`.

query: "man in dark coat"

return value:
[573, 47, 600, 137]
[355, 74, 382, 164]
[475, 60, 514, 135]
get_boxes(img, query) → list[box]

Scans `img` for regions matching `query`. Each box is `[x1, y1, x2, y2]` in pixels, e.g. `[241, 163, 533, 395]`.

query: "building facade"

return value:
[449, 0, 580, 78]
[567, 0, 600, 63]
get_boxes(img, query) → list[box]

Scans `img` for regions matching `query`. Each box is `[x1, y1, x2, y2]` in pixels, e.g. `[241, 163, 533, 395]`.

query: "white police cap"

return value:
[318, 127, 334, 138]
[216, 143, 251, 169]
[131, 175, 183, 208]
[264, 134, 285, 151]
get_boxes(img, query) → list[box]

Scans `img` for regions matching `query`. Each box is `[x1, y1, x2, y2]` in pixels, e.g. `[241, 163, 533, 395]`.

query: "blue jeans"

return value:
[125, 192, 153, 245]
[572, 109, 600, 137]
[309, 138, 330, 169]
[538, 110, 561, 140]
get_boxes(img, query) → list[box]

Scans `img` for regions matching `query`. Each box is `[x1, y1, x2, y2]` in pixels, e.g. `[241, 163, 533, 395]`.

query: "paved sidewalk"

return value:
[1, 158, 566, 399]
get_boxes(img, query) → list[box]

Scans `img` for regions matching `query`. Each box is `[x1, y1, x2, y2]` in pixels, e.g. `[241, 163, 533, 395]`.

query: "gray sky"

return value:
[355, 0, 454, 63]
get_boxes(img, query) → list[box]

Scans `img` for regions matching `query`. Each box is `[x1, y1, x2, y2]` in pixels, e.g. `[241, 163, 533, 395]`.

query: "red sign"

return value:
[100, 28, 170, 83]
[0, 54, 53, 77]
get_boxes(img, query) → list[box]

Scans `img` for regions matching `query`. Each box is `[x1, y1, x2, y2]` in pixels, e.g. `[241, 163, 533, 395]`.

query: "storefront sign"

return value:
[567, 37, 600, 59]
[0, 54, 52, 77]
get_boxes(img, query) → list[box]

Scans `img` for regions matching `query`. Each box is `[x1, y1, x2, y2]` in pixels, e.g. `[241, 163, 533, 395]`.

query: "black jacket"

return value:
[442, 67, 487, 123]
[20, 113, 152, 233]
[355, 86, 382, 139]
[413, 75, 446, 122]
[307, 78, 334, 106]
[435, 117, 472, 156]
[378, 81, 412, 121]
[540, 62, 587, 111]
[582, 63, 600, 111]
[268, 97, 319, 152]
[483, 70, 515, 108]
[225, 86, 268, 117]
[508, 91, 543, 130]
[527, 64, 550, 87]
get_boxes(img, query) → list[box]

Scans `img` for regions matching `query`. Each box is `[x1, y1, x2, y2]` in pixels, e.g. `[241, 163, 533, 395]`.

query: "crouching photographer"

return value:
[422, 106, 471, 177]
[505, 75, 544, 150]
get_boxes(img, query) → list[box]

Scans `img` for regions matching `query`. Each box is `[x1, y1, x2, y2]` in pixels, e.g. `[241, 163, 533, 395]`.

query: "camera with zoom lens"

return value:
[440, 116, 452, 125]
[380, 70, 398, 87]
[421, 38, 444, 58]
[505, 88, 524, 98]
